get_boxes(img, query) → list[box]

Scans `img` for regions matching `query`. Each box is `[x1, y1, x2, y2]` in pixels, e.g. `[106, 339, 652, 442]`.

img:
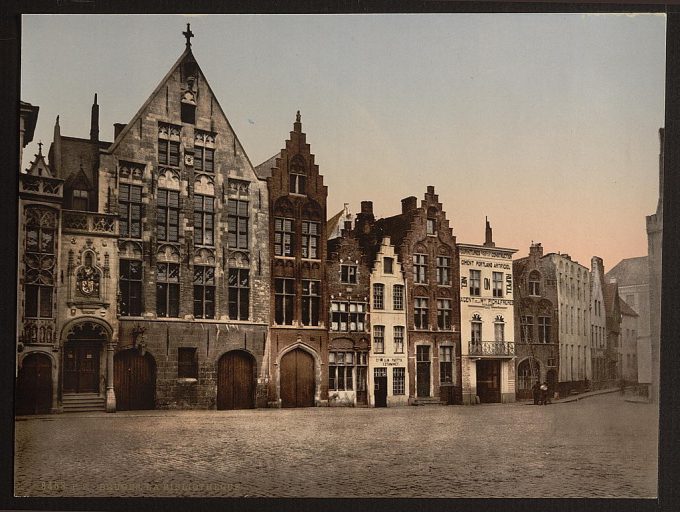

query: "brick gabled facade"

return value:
[369, 186, 461, 403]
[261, 113, 329, 407]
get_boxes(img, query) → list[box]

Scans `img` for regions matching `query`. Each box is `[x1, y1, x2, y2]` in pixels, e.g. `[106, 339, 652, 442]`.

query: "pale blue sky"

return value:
[21, 14, 666, 269]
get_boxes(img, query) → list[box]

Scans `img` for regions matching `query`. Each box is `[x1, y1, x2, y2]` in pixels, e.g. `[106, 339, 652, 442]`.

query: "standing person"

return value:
[540, 382, 549, 405]
[532, 381, 541, 405]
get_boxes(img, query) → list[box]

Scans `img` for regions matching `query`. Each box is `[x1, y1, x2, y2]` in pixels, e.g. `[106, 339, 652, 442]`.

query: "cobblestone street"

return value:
[14, 393, 657, 498]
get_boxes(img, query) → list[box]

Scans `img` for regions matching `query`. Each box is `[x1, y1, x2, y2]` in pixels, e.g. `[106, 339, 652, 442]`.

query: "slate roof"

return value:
[605, 256, 649, 287]
[254, 153, 278, 180]
[326, 208, 345, 240]
[57, 136, 110, 187]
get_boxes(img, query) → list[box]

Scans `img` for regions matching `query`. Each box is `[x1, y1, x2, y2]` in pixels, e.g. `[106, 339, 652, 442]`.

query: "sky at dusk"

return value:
[21, 14, 666, 270]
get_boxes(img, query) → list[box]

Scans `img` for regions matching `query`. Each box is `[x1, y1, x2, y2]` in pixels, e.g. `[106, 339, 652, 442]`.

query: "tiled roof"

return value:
[254, 153, 278, 180]
[605, 256, 648, 287]
[603, 282, 619, 315]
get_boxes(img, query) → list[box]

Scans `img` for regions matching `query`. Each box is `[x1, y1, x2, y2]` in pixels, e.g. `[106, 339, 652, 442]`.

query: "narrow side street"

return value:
[14, 394, 658, 498]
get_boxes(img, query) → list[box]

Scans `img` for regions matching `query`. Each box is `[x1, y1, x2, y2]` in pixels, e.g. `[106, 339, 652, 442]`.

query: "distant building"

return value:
[606, 256, 651, 391]
[591, 257, 608, 388]
[619, 299, 639, 383]
[603, 282, 623, 382]
[458, 219, 517, 404]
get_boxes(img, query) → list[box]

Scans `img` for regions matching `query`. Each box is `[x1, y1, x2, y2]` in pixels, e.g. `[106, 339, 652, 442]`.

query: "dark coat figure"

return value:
[532, 382, 541, 405]
[540, 382, 549, 405]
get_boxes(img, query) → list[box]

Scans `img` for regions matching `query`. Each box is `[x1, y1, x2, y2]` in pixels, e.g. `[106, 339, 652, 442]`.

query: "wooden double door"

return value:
[280, 348, 315, 408]
[16, 353, 52, 415]
[114, 350, 156, 411]
[217, 350, 255, 410]
[63, 342, 100, 394]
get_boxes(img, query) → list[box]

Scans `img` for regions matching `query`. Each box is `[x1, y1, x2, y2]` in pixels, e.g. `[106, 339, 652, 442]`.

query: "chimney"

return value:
[426, 185, 435, 195]
[114, 123, 127, 139]
[401, 196, 417, 214]
[591, 256, 604, 276]
[483, 216, 495, 248]
[529, 242, 543, 259]
[90, 93, 99, 142]
[356, 200, 375, 235]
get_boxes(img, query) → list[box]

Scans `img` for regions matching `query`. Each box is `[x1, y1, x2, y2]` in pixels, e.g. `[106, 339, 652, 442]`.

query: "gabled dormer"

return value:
[19, 143, 63, 203]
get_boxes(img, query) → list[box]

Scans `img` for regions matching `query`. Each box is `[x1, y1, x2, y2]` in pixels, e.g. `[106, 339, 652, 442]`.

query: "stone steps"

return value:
[62, 393, 105, 412]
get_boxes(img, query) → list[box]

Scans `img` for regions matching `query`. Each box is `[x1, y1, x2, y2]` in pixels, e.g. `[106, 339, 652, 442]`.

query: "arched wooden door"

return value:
[16, 353, 52, 415]
[280, 348, 315, 408]
[217, 351, 255, 410]
[114, 350, 156, 411]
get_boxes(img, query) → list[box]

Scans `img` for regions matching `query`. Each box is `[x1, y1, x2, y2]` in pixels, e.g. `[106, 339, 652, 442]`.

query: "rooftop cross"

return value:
[37, 141, 43, 154]
[183, 23, 194, 47]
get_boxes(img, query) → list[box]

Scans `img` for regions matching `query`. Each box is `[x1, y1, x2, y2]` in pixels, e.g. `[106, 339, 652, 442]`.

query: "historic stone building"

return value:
[619, 298, 639, 383]
[256, 112, 329, 407]
[17, 28, 272, 413]
[646, 127, 663, 403]
[458, 220, 517, 404]
[326, 221, 371, 406]
[363, 187, 461, 404]
[512, 243, 559, 399]
[590, 257, 608, 388]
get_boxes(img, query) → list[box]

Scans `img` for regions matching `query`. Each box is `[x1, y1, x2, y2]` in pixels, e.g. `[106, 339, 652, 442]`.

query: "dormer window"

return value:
[289, 155, 306, 195]
[72, 189, 89, 211]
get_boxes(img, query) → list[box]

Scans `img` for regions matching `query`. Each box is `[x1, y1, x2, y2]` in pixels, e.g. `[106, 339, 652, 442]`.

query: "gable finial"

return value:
[296, 110, 301, 123]
[37, 140, 43, 154]
[183, 23, 194, 48]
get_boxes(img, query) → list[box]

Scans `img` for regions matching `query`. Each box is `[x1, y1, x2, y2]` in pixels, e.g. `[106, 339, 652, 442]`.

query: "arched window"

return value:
[528, 271, 540, 296]
[24, 207, 57, 319]
[471, 313, 482, 346]
[494, 315, 505, 342]
[289, 155, 306, 194]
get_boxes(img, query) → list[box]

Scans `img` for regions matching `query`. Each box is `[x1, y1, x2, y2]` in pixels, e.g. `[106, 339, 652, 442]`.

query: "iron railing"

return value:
[468, 340, 515, 357]
[62, 210, 118, 235]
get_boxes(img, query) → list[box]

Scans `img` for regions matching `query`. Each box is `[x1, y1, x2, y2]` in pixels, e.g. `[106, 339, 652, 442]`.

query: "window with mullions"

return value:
[471, 315, 482, 344]
[156, 263, 179, 318]
[529, 271, 541, 296]
[275, 278, 295, 325]
[194, 145, 215, 173]
[228, 268, 249, 320]
[437, 299, 452, 330]
[414, 297, 429, 329]
[494, 316, 505, 342]
[393, 367, 406, 395]
[330, 301, 366, 332]
[437, 256, 451, 285]
[72, 189, 89, 211]
[538, 316, 551, 343]
[119, 184, 142, 239]
[340, 264, 357, 284]
[301, 221, 320, 259]
[193, 194, 214, 246]
[373, 325, 385, 353]
[228, 199, 249, 250]
[493, 272, 504, 298]
[394, 326, 404, 353]
[301, 280, 320, 326]
[414, 254, 428, 283]
[157, 189, 179, 242]
[24, 207, 56, 319]
[120, 260, 143, 316]
[393, 284, 404, 310]
[158, 139, 180, 167]
[373, 283, 384, 310]
[440, 346, 453, 383]
[328, 351, 354, 391]
[469, 269, 481, 296]
[193, 265, 215, 319]
[274, 217, 294, 257]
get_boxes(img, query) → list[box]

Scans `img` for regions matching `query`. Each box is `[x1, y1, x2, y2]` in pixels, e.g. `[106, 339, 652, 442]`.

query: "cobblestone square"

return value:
[14, 393, 658, 498]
